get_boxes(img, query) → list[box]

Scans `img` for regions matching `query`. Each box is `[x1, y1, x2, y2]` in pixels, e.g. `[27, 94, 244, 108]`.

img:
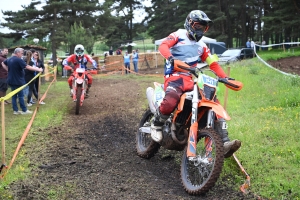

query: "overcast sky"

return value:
[0, 0, 150, 34]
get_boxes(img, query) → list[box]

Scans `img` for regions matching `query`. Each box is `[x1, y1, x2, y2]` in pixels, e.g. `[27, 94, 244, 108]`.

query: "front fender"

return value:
[199, 100, 231, 120]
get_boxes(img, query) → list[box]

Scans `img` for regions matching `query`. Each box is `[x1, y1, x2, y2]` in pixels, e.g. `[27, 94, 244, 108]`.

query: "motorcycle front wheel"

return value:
[75, 85, 82, 115]
[136, 109, 160, 159]
[181, 128, 224, 195]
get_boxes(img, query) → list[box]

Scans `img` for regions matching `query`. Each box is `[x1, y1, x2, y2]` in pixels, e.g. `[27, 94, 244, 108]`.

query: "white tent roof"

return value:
[155, 36, 216, 45]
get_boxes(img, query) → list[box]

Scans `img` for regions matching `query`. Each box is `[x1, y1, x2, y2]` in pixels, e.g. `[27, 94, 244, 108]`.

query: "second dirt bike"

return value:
[136, 60, 243, 195]
[64, 66, 96, 115]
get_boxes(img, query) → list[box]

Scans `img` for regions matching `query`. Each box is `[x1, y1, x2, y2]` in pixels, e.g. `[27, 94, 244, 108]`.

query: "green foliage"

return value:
[65, 22, 95, 54]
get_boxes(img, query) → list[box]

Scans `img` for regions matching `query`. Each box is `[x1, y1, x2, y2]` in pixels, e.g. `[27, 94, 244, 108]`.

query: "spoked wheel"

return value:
[181, 128, 224, 195]
[136, 109, 160, 159]
[75, 86, 82, 115]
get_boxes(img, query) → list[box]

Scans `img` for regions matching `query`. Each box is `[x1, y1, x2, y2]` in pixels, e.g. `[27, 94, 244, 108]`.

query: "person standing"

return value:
[0, 48, 10, 104]
[24, 51, 39, 107]
[132, 49, 139, 73]
[32, 51, 46, 105]
[123, 51, 131, 74]
[246, 39, 251, 48]
[2, 48, 43, 114]
[261, 40, 266, 51]
[109, 46, 113, 56]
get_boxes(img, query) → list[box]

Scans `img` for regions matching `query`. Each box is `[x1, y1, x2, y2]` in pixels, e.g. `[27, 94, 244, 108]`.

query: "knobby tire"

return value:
[136, 109, 160, 159]
[75, 86, 82, 115]
[181, 128, 224, 195]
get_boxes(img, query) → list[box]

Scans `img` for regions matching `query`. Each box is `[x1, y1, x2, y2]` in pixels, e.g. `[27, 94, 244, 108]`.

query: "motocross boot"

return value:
[70, 87, 73, 97]
[86, 84, 91, 97]
[215, 118, 241, 158]
[151, 108, 168, 142]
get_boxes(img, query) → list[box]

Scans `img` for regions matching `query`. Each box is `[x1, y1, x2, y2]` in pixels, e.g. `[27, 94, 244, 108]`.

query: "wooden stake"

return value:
[1, 100, 5, 164]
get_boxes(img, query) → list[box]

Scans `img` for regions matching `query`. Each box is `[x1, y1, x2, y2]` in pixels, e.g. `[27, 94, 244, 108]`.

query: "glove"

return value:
[226, 77, 235, 80]
[165, 56, 175, 75]
[168, 56, 175, 66]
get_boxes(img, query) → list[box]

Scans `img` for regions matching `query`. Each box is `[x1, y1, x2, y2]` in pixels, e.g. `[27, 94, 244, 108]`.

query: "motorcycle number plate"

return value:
[202, 75, 217, 87]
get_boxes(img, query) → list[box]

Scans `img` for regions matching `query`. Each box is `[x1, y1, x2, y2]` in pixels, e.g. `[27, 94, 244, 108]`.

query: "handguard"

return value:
[173, 60, 192, 73]
[225, 79, 243, 91]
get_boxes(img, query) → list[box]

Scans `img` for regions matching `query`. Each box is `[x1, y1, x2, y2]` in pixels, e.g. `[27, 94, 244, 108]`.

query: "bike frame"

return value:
[72, 68, 87, 106]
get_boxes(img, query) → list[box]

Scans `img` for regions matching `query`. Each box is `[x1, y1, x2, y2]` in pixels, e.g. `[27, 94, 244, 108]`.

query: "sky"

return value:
[0, 0, 37, 33]
[0, 0, 150, 34]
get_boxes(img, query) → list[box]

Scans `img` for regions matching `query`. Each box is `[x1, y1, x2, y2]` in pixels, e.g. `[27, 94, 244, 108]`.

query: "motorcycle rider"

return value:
[153, 10, 241, 158]
[62, 44, 97, 96]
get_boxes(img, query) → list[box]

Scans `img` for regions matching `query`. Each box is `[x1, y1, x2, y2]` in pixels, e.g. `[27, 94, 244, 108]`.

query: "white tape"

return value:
[252, 42, 300, 78]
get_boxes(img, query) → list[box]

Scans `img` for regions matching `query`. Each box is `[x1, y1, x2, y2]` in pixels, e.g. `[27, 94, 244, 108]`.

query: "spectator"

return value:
[31, 51, 46, 105]
[250, 40, 256, 57]
[123, 51, 131, 74]
[116, 48, 122, 55]
[261, 40, 266, 51]
[285, 37, 291, 50]
[91, 52, 94, 57]
[2, 48, 43, 115]
[109, 46, 113, 55]
[246, 39, 251, 48]
[132, 49, 139, 73]
[0, 48, 10, 104]
[24, 51, 39, 107]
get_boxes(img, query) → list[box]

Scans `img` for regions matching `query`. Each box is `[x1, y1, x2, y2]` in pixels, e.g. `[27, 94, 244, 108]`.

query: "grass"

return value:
[256, 46, 300, 61]
[0, 50, 300, 199]
[218, 58, 300, 199]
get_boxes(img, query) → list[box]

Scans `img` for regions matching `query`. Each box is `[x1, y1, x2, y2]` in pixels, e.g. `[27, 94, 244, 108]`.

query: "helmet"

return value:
[74, 44, 85, 57]
[184, 10, 213, 41]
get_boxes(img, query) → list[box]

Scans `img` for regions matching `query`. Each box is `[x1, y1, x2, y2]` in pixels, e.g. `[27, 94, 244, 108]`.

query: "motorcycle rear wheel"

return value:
[136, 109, 160, 159]
[181, 128, 224, 195]
[75, 86, 82, 115]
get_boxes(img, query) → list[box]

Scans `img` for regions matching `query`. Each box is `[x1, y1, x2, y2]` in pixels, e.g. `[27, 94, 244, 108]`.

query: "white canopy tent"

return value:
[154, 36, 217, 67]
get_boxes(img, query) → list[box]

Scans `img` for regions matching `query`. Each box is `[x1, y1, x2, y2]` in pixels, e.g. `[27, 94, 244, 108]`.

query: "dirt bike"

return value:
[64, 65, 97, 115]
[136, 60, 243, 195]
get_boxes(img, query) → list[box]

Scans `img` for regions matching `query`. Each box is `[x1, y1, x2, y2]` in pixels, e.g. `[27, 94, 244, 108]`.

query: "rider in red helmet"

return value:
[62, 44, 97, 96]
[153, 10, 241, 158]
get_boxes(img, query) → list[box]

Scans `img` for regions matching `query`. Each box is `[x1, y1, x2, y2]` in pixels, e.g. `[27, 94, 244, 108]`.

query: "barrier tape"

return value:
[0, 66, 57, 179]
[254, 42, 300, 78]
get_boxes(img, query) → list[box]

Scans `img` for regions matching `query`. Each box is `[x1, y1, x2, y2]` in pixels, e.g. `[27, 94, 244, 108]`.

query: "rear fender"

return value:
[199, 100, 231, 120]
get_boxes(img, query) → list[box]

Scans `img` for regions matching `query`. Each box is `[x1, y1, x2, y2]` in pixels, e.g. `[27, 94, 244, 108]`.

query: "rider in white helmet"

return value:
[62, 44, 98, 96]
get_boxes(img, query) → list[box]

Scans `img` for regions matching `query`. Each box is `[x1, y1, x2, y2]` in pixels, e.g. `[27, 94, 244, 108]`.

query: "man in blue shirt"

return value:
[246, 39, 251, 48]
[2, 48, 43, 115]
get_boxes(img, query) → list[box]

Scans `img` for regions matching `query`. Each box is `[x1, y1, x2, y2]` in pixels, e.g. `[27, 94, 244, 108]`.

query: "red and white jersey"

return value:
[62, 54, 97, 70]
[159, 29, 227, 78]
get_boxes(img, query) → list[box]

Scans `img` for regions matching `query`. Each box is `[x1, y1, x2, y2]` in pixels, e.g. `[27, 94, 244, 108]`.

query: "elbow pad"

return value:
[205, 54, 219, 65]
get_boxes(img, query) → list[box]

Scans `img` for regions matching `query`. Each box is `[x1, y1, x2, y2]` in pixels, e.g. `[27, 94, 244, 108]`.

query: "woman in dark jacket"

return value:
[31, 51, 45, 105]
[24, 51, 39, 106]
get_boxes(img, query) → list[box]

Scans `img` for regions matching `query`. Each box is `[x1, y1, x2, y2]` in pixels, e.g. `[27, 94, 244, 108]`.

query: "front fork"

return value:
[186, 84, 215, 158]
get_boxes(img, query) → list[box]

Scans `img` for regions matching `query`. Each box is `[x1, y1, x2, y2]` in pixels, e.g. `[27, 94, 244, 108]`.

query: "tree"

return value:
[65, 22, 95, 54]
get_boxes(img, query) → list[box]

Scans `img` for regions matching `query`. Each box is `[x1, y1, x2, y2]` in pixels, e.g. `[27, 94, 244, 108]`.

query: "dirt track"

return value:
[9, 56, 298, 199]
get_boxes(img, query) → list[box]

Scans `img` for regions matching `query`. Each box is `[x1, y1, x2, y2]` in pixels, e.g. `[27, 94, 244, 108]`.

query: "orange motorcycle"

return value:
[136, 60, 243, 195]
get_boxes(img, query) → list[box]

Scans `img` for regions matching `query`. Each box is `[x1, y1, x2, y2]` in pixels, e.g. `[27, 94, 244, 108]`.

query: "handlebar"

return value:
[173, 60, 243, 91]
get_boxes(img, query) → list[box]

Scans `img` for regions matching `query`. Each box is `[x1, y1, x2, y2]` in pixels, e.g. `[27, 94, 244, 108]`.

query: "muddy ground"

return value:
[8, 57, 299, 200]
